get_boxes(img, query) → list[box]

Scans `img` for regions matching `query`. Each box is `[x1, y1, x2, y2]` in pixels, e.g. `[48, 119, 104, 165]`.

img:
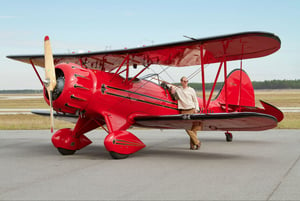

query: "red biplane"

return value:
[7, 32, 283, 159]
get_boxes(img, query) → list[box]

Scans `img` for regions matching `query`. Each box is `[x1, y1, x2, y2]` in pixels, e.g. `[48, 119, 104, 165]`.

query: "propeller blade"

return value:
[44, 36, 56, 133]
[48, 91, 54, 133]
[44, 36, 57, 91]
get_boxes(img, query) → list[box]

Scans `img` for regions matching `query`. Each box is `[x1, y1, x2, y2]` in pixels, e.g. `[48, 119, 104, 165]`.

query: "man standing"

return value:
[171, 76, 201, 150]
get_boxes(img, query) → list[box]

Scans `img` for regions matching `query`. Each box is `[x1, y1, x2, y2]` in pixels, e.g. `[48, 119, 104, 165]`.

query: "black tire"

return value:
[109, 151, 129, 159]
[225, 133, 233, 142]
[57, 147, 76, 155]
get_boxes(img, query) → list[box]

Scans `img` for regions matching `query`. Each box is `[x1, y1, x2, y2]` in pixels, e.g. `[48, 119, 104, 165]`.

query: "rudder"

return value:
[216, 69, 255, 107]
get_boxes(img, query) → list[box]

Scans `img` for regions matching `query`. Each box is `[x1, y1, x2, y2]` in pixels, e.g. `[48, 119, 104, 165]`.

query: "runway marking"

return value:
[0, 109, 48, 115]
[266, 153, 300, 200]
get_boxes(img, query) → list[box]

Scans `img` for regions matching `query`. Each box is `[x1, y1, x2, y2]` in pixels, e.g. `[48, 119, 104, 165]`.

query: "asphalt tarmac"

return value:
[0, 129, 299, 200]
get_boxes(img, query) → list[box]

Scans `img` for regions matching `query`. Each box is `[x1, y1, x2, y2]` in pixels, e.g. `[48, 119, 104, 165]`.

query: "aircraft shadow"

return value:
[15, 139, 264, 161]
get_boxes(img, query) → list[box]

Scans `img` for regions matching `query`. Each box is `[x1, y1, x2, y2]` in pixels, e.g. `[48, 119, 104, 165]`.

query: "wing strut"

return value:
[238, 43, 245, 110]
[200, 46, 206, 112]
[206, 60, 223, 108]
[110, 55, 129, 81]
[202, 40, 236, 113]
[127, 64, 150, 85]
[223, 41, 230, 113]
[30, 59, 45, 88]
[125, 56, 130, 83]
[223, 56, 228, 113]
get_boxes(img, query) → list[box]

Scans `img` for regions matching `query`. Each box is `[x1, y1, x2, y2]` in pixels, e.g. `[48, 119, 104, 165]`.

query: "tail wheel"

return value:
[225, 132, 233, 142]
[57, 147, 76, 155]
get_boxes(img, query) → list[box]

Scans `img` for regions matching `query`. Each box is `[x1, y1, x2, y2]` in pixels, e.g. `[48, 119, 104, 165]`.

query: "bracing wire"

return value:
[187, 64, 209, 81]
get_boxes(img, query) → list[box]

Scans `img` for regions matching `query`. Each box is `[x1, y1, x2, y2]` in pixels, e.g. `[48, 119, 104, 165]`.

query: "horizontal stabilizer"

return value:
[219, 100, 284, 122]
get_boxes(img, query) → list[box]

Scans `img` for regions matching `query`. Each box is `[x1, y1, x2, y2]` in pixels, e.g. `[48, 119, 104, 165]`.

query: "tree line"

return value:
[185, 79, 300, 91]
[1, 79, 300, 94]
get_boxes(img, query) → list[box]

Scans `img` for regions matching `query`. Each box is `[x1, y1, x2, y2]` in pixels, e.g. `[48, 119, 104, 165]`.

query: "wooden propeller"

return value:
[44, 36, 57, 133]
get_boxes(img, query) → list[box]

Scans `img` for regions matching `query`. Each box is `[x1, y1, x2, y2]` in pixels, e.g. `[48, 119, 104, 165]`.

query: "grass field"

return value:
[0, 114, 74, 130]
[0, 95, 48, 109]
[277, 112, 300, 129]
[255, 89, 300, 107]
[0, 89, 299, 130]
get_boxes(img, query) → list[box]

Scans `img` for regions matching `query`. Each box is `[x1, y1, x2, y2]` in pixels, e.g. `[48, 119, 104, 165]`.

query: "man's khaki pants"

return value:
[180, 108, 202, 145]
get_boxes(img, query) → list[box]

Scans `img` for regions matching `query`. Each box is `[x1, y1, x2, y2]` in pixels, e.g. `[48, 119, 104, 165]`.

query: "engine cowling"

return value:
[44, 63, 95, 114]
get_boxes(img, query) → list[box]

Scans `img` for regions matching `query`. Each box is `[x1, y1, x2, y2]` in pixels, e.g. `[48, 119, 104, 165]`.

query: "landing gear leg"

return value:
[225, 131, 233, 142]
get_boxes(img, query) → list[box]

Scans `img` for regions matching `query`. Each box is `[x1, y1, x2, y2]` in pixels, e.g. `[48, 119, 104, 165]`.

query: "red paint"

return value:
[8, 32, 283, 159]
[44, 63, 282, 157]
[52, 128, 92, 150]
[217, 69, 255, 107]
[104, 130, 145, 155]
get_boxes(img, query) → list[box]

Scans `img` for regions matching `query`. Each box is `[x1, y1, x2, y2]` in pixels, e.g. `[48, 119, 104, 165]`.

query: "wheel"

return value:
[225, 132, 233, 142]
[57, 147, 76, 155]
[109, 151, 129, 159]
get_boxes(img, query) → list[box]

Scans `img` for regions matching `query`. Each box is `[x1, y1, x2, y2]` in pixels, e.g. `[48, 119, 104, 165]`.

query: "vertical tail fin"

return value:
[216, 69, 255, 107]
[215, 69, 283, 122]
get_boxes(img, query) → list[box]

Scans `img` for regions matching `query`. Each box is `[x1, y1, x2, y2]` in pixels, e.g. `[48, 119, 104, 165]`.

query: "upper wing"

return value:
[7, 32, 280, 71]
[133, 112, 278, 131]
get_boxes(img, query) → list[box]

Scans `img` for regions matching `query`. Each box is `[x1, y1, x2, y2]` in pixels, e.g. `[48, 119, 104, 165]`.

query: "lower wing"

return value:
[33, 110, 278, 131]
[133, 112, 278, 131]
[32, 110, 78, 124]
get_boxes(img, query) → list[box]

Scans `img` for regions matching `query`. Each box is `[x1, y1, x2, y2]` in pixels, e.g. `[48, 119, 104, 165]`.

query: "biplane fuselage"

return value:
[48, 63, 252, 122]
[7, 32, 284, 159]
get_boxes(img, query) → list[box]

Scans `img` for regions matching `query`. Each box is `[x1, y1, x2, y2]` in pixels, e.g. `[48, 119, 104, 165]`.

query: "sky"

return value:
[1, 0, 300, 89]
